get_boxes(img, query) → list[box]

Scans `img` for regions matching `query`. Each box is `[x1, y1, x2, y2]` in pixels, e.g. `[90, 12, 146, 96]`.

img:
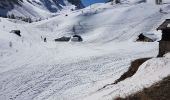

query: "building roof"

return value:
[142, 33, 158, 41]
[157, 19, 170, 30]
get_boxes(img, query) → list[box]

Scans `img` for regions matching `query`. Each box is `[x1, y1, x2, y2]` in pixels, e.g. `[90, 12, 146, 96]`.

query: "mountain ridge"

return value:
[0, 0, 84, 18]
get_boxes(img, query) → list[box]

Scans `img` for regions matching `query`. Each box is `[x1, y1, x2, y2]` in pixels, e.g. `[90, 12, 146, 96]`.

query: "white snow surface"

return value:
[83, 56, 170, 100]
[0, 1, 170, 100]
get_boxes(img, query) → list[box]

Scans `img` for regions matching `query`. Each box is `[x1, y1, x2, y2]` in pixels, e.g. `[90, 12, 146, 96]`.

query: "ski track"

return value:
[0, 47, 156, 100]
[0, 1, 170, 100]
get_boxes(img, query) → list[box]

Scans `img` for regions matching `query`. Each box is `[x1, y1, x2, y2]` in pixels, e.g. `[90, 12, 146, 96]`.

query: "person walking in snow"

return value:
[44, 37, 47, 42]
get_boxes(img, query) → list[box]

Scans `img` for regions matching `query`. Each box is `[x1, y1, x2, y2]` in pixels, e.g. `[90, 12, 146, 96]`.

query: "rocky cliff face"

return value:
[0, 0, 84, 18]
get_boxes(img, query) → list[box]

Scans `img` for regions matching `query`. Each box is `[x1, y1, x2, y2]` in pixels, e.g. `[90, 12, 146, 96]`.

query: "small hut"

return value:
[157, 19, 170, 57]
[10, 30, 21, 37]
[136, 33, 156, 42]
[71, 35, 83, 42]
[54, 36, 71, 42]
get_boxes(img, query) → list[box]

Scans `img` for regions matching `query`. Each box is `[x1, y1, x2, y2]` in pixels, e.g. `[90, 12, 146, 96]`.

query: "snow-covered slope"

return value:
[0, 1, 170, 100]
[0, 0, 84, 19]
[83, 55, 170, 100]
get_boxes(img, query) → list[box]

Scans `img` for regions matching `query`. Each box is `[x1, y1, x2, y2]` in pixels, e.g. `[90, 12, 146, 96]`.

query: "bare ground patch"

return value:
[115, 75, 170, 100]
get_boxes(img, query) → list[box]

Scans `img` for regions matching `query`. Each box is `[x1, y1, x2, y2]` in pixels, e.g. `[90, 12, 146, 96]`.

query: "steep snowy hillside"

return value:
[0, 0, 84, 19]
[0, 1, 170, 100]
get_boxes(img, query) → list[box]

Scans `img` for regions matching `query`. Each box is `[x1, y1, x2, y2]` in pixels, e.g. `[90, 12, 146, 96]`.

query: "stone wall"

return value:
[158, 41, 170, 57]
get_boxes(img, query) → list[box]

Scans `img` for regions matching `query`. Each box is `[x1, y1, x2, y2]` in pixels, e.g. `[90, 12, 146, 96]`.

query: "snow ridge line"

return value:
[97, 57, 151, 92]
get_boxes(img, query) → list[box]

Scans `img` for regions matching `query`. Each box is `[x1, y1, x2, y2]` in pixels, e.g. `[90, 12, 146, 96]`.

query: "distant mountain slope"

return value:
[0, 0, 84, 18]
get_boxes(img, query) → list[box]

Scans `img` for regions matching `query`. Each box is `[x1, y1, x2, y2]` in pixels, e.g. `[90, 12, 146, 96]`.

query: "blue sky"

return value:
[81, 0, 107, 6]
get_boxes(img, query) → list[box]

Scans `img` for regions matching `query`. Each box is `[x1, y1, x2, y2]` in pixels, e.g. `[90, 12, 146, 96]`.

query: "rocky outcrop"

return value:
[0, 0, 84, 17]
[68, 0, 84, 9]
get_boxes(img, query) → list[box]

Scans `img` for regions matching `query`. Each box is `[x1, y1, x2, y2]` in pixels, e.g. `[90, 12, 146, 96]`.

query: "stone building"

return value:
[157, 19, 170, 57]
